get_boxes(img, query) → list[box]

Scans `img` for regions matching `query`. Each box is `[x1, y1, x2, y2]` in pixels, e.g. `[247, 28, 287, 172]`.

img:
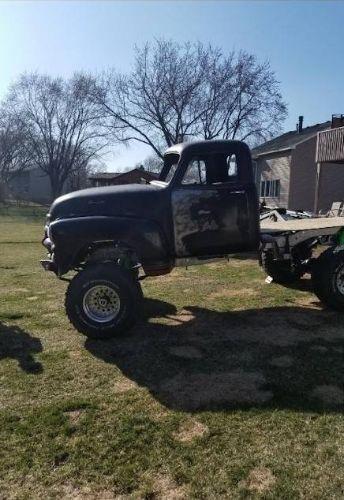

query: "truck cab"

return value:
[160, 140, 259, 261]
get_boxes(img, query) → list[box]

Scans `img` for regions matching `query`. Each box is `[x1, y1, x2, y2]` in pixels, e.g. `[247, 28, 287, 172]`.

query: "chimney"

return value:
[297, 115, 304, 133]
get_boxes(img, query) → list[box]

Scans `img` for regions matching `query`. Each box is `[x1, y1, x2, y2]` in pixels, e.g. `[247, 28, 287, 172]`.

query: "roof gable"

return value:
[252, 121, 331, 158]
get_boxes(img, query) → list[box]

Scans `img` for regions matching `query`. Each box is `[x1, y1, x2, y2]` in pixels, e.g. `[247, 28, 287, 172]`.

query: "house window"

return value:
[260, 179, 280, 198]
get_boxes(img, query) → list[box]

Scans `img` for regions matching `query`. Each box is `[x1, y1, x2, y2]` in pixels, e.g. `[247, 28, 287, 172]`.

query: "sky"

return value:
[0, 0, 343, 170]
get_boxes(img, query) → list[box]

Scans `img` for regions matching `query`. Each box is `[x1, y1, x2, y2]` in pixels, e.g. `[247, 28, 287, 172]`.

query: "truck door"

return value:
[171, 151, 259, 257]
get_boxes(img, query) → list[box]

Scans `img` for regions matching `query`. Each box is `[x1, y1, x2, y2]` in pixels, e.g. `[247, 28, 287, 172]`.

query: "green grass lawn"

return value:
[0, 206, 343, 499]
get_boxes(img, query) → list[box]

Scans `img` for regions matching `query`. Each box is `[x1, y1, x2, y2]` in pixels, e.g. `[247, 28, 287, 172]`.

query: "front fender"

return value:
[49, 216, 171, 275]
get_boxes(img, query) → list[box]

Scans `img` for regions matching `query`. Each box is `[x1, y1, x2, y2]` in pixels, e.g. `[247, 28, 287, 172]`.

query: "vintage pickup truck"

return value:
[41, 140, 344, 338]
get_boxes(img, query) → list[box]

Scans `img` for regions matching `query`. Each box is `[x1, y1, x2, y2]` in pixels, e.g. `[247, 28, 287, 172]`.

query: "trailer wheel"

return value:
[261, 250, 303, 284]
[312, 247, 344, 310]
[65, 263, 142, 339]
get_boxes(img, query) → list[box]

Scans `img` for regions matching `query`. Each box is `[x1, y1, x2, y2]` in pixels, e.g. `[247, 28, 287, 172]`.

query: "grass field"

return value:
[0, 206, 344, 499]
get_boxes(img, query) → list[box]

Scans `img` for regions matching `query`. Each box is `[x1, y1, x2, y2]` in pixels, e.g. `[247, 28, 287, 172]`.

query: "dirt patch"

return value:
[163, 310, 195, 326]
[59, 484, 116, 499]
[151, 474, 187, 499]
[310, 345, 328, 353]
[240, 467, 276, 493]
[159, 371, 273, 410]
[113, 378, 138, 394]
[64, 409, 84, 424]
[294, 296, 322, 309]
[269, 355, 294, 368]
[150, 409, 170, 422]
[169, 345, 203, 359]
[173, 419, 208, 443]
[26, 296, 38, 301]
[0, 287, 29, 294]
[226, 350, 254, 364]
[209, 288, 257, 299]
[310, 385, 344, 407]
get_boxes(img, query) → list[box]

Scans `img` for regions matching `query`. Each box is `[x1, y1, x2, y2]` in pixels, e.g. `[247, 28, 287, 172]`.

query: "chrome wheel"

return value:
[83, 285, 120, 323]
[335, 264, 344, 295]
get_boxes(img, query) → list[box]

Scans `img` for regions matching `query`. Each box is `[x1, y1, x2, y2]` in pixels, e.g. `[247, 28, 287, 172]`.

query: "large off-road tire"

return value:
[312, 247, 344, 311]
[65, 263, 142, 339]
[261, 250, 303, 284]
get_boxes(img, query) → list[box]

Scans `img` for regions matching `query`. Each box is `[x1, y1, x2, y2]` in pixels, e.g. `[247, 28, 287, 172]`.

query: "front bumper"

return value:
[40, 258, 57, 273]
[41, 227, 57, 273]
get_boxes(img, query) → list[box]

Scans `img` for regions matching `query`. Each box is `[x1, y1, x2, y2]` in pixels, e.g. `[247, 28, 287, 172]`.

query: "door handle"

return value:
[197, 209, 211, 215]
[230, 190, 245, 194]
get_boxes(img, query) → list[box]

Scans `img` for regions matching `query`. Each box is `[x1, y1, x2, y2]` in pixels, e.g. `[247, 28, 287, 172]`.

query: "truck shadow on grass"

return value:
[85, 299, 344, 413]
[0, 321, 43, 374]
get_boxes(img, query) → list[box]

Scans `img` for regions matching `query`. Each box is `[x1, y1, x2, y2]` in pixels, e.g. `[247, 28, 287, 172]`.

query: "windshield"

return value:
[159, 153, 180, 183]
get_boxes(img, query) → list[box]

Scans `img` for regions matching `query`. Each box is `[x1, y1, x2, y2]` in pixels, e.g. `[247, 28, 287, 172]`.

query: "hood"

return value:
[49, 183, 166, 221]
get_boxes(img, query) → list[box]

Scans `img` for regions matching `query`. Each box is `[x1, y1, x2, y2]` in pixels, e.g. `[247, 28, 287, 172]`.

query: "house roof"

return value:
[88, 172, 122, 180]
[88, 168, 158, 181]
[252, 121, 331, 158]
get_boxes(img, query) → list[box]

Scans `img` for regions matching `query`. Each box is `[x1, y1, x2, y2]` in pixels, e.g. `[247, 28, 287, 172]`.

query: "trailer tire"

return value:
[65, 263, 142, 339]
[261, 250, 303, 284]
[312, 247, 344, 310]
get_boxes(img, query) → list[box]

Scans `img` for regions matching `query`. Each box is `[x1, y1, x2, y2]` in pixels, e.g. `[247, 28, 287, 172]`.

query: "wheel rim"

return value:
[334, 263, 344, 295]
[83, 285, 120, 323]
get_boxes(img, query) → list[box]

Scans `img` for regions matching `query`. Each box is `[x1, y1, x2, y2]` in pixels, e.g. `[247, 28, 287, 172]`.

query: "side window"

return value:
[226, 154, 238, 178]
[260, 179, 280, 197]
[181, 158, 207, 185]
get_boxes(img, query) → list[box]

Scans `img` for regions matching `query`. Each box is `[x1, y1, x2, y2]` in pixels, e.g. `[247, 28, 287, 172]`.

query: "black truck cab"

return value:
[161, 140, 259, 262]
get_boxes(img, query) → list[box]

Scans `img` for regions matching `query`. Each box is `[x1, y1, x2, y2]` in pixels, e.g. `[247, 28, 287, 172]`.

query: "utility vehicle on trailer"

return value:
[41, 140, 344, 339]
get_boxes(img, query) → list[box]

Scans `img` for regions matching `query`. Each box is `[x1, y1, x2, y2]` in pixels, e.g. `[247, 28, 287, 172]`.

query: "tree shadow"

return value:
[0, 321, 43, 374]
[85, 298, 344, 413]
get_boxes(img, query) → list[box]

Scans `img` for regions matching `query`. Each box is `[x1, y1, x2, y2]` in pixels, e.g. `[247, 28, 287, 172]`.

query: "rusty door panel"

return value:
[172, 186, 252, 257]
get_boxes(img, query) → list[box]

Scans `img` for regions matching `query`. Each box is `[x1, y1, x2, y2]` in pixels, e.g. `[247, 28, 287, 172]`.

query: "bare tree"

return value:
[141, 154, 163, 174]
[93, 40, 287, 157]
[0, 111, 32, 185]
[3, 73, 108, 199]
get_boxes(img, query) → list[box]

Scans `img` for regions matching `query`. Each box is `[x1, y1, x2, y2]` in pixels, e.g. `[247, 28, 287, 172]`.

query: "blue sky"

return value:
[0, 0, 343, 170]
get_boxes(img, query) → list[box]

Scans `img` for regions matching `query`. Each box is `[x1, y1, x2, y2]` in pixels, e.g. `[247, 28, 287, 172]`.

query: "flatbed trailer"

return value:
[259, 216, 344, 310]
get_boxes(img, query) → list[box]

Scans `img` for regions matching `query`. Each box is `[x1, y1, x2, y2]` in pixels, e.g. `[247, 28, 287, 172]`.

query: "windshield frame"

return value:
[159, 153, 180, 184]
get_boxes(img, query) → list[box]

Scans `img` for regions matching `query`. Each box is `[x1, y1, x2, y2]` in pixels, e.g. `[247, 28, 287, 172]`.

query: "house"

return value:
[6, 166, 89, 205]
[6, 165, 157, 204]
[7, 167, 57, 205]
[252, 115, 344, 213]
[88, 167, 158, 187]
